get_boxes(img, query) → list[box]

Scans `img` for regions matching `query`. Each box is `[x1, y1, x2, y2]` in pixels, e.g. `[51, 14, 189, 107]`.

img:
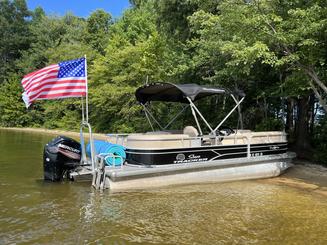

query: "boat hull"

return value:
[70, 148, 295, 191]
[100, 152, 295, 191]
[106, 162, 289, 191]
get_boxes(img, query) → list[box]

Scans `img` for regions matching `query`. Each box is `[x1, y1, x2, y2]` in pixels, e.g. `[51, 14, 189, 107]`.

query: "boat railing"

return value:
[106, 132, 287, 159]
[106, 133, 130, 146]
[106, 132, 286, 142]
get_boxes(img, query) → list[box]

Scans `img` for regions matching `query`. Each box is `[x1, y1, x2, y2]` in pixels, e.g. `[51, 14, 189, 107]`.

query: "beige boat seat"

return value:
[221, 131, 287, 145]
[145, 130, 182, 135]
[125, 131, 203, 149]
[183, 126, 199, 137]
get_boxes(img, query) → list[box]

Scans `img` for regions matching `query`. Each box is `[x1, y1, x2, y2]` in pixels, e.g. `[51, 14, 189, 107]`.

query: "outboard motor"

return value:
[43, 136, 81, 181]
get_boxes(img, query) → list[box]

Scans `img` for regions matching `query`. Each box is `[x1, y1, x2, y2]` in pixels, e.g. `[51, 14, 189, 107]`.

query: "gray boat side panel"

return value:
[106, 152, 294, 182]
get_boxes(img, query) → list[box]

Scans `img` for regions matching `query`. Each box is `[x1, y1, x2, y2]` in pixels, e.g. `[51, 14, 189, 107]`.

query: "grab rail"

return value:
[106, 132, 286, 142]
[80, 121, 96, 171]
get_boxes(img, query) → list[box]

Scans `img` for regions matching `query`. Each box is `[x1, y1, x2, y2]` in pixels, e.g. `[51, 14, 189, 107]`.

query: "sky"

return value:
[26, 0, 131, 18]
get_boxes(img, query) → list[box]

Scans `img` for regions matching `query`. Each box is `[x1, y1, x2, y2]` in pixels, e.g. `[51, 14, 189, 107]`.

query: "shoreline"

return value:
[0, 126, 107, 140]
[259, 162, 327, 197]
[1, 126, 326, 196]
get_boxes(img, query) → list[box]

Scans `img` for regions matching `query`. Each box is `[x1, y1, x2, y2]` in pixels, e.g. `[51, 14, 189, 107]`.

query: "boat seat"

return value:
[221, 131, 287, 145]
[183, 126, 199, 137]
[145, 130, 182, 135]
[126, 133, 202, 149]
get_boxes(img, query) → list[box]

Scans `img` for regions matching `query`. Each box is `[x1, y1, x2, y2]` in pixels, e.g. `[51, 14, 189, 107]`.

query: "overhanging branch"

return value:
[309, 80, 327, 112]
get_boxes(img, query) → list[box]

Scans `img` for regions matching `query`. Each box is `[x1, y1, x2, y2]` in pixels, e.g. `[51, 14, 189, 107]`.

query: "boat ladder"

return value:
[92, 155, 106, 190]
[92, 154, 124, 190]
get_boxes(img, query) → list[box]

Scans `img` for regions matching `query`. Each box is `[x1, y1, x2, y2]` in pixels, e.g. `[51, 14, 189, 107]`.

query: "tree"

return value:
[0, 0, 31, 82]
[0, 74, 43, 127]
[190, 0, 326, 105]
[89, 3, 160, 132]
[14, 11, 95, 130]
[187, 0, 326, 155]
[84, 9, 112, 55]
[154, 0, 222, 41]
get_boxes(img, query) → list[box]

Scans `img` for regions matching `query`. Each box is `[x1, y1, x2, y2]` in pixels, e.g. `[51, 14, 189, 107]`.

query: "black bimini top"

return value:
[135, 82, 244, 104]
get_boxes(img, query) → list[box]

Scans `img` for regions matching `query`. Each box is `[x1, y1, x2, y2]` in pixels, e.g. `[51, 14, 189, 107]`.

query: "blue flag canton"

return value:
[58, 58, 86, 78]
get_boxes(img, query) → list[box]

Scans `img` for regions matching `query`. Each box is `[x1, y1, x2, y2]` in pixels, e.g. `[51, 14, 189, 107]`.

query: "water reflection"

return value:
[72, 182, 327, 244]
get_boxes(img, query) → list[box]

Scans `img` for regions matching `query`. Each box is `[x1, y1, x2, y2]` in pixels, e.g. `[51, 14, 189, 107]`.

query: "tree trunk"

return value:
[238, 105, 244, 130]
[309, 94, 315, 135]
[263, 97, 268, 120]
[286, 98, 294, 134]
[294, 96, 312, 158]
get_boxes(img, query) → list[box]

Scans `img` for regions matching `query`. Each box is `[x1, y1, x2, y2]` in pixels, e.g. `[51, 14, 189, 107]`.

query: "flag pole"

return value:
[84, 54, 89, 123]
[80, 57, 87, 163]
[81, 96, 85, 122]
[82, 55, 95, 171]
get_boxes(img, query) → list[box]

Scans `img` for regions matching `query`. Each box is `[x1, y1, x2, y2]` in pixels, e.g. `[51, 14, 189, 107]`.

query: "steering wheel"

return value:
[217, 126, 235, 136]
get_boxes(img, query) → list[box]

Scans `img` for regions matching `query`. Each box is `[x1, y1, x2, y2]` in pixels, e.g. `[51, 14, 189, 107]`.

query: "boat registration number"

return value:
[250, 152, 263, 157]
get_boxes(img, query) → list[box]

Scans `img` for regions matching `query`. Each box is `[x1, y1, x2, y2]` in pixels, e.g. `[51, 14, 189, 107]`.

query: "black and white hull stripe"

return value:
[126, 142, 288, 166]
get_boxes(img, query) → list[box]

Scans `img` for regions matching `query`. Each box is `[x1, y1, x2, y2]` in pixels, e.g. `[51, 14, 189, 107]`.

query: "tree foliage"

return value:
[0, 0, 326, 161]
[0, 0, 30, 82]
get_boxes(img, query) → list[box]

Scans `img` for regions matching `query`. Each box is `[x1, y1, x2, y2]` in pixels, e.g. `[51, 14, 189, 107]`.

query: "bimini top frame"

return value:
[136, 82, 245, 135]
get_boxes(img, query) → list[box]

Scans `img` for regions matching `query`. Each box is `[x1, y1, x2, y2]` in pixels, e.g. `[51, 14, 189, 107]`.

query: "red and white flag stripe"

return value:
[21, 59, 87, 108]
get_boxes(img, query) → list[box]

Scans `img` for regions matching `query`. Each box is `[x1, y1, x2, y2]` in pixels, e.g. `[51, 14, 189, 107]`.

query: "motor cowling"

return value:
[43, 136, 81, 181]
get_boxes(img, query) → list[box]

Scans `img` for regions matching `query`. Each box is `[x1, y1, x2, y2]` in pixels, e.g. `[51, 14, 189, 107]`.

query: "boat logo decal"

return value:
[176, 154, 185, 161]
[58, 143, 80, 154]
[174, 153, 208, 163]
[188, 154, 201, 159]
[58, 148, 81, 160]
[269, 146, 279, 150]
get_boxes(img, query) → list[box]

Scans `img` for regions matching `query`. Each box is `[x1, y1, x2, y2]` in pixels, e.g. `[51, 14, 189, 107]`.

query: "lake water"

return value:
[0, 129, 327, 244]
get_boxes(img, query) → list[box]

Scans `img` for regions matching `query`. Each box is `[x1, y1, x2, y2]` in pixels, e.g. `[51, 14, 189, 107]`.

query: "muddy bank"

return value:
[259, 161, 327, 197]
[284, 161, 327, 187]
[1, 127, 327, 196]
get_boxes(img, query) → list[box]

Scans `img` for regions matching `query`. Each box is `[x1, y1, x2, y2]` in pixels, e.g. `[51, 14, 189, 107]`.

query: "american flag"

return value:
[21, 57, 87, 108]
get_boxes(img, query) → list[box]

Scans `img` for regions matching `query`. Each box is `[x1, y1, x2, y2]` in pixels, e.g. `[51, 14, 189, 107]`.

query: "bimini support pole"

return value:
[142, 104, 164, 130]
[163, 104, 189, 130]
[142, 104, 155, 132]
[190, 104, 203, 135]
[230, 94, 244, 130]
[187, 97, 214, 133]
[213, 96, 245, 134]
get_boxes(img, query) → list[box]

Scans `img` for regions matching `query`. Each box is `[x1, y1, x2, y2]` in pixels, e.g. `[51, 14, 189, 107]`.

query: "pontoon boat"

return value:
[43, 82, 295, 191]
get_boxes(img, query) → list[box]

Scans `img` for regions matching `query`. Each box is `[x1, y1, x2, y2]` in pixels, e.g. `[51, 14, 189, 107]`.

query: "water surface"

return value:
[0, 129, 326, 244]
